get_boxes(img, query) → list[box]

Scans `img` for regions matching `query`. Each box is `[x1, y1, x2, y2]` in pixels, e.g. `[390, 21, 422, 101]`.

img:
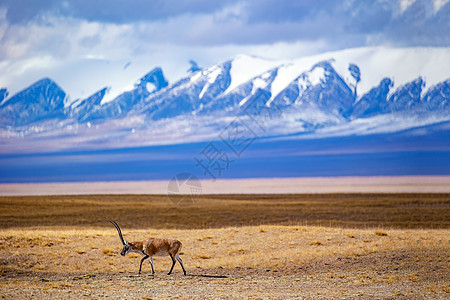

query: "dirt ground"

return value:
[1, 194, 449, 299]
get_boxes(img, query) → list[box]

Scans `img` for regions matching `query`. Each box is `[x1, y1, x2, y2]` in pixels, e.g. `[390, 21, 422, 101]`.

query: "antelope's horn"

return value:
[109, 220, 126, 245]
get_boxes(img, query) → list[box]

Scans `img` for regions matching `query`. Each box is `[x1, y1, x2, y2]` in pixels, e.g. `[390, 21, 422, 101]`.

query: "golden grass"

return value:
[2, 224, 449, 298]
[1, 193, 449, 298]
[1, 225, 448, 274]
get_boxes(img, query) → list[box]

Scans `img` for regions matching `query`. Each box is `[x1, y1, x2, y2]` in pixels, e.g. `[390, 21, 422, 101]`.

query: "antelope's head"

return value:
[120, 242, 132, 256]
[110, 221, 131, 256]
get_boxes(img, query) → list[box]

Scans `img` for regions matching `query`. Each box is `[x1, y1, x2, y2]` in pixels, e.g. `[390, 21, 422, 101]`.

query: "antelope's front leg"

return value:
[168, 253, 176, 275]
[139, 255, 149, 274]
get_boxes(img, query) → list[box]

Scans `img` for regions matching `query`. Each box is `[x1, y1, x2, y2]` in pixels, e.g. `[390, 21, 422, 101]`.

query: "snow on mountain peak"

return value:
[198, 66, 222, 99]
[239, 75, 272, 107]
[136, 67, 168, 91]
[0, 88, 9, 105]
[101, 67, 169, 105]
[326, 47, 450, 99]
[268, 58, 329, 103]
[308, 65, 327, 86]
[101, 85, 134, 105]
[266, 47, 450, 103]
[224, 54, 281, 95]
[1, 46, 449, 151]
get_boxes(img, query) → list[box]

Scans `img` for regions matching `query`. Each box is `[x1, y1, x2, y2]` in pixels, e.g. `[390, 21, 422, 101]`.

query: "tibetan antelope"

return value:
[109, 221, 187, 276]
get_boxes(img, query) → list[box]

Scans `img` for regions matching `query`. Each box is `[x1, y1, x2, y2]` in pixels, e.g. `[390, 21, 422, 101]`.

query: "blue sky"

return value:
[0, 0, 449, 99]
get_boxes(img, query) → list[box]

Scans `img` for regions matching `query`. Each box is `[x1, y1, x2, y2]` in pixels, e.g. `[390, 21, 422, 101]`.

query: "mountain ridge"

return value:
[0, 47, 449, 153]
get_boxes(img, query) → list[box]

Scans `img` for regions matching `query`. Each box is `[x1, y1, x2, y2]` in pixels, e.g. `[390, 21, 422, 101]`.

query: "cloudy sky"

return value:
[0, 0, 449, 100]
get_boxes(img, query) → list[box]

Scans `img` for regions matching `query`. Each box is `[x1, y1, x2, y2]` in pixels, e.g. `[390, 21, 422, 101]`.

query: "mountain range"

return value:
[1, 47, 449, 154]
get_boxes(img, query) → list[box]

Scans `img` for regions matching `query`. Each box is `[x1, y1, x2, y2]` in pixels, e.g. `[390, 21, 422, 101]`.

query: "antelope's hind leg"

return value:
[149, 257, 155, 275]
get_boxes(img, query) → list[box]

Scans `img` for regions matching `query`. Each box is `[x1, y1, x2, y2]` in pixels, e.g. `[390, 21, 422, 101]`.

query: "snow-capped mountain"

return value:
[0, 47, 449, 153]
[0, 78, 68, 127]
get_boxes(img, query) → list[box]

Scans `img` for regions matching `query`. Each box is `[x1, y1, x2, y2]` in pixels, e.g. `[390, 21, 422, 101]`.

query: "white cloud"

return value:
[432, 0, 450, 12]
[399, 0, 417, 13]
[0, 8, 331, 101]
[0, 0, 448, 100]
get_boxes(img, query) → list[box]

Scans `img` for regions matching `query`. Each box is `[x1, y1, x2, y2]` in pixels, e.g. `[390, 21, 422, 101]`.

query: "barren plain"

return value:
[1, 193, 449, 299]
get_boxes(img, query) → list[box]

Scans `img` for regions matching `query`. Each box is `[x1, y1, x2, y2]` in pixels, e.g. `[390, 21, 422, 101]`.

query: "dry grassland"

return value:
[0, 193, 449, 299]
[1, 193, 449, 229]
